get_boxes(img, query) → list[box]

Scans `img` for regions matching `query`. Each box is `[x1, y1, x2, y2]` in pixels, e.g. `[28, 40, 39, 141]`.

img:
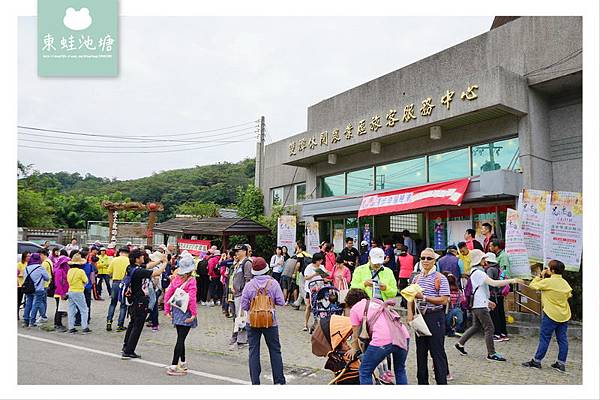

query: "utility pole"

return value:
[255, 116, 265, 189]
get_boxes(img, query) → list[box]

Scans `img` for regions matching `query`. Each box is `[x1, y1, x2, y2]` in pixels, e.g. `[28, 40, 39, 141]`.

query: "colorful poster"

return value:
[504, 208, 532, 279]
[543, 191, 583, 272]
[432, 218, 447, 251]
[362, 224, 372, 251]
[177, 239, 211, 256]
[333, 228, 344, 252]
[305, 221, 320, 255]
[345, 228, 359, 245]
[519, 189, 551, 264]
[277, 215, 297, 249]
[447, 220, 472, 247]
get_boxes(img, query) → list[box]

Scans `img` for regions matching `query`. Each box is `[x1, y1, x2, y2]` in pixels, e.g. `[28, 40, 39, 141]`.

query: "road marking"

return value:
[18, 333, 250, 385]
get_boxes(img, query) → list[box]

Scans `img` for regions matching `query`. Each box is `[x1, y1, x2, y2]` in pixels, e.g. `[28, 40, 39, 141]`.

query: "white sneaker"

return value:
[201, 302, 207, 306]
[208, 301, 215, 307]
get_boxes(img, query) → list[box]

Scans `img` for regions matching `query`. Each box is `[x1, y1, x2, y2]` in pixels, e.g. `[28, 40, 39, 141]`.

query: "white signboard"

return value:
[277, 215, 297, 250]
[505, 208, 532, 279]
[447, 220, 472, 247]
[305, 222, 320, 255]
[543, 191, 583, 272]
[519, 189, 551, 264]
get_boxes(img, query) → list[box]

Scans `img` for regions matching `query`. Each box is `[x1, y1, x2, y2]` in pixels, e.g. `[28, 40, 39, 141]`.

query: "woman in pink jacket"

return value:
[330, 255, 352, 291]
[52, 255, 71, 332]
[164, 255, 198, 376]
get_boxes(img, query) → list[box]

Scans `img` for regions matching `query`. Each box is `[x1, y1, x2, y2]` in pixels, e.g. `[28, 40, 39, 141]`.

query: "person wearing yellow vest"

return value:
[457, 242, 472, 276]
[522, 260, 573, 373]
[66, 253, 90, 334]
[96, 247, 111, 299]
[106, 247, 130, 332]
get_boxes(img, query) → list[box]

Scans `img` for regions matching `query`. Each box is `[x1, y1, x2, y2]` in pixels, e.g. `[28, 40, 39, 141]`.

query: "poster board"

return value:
[543, 191, 583, 272]
[504, 208, 532, 279]
[333, 228, 344, 252]
[305, 222, 320, 255]
[177, 238, 211, 256]
[519, 189, 550, 264]
[345, 228, 359, 245]
[277, 215, 297, 249]
[447, 220, 472, 247]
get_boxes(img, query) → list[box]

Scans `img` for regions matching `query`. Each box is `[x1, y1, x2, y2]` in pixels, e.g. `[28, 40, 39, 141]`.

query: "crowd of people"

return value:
[16, 225, 574, 384]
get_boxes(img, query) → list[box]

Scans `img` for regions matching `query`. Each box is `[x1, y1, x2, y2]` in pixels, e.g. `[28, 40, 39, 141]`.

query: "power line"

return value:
[18, 136, 256, 149]
[18, 130, 258, 146]
[18, 138, 256, 154]
[17, 125, 259, 142]
[17, 120, 259, 139]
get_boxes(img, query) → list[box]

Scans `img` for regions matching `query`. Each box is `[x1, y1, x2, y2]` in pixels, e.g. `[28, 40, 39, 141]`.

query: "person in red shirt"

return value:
[481, 223, 496, 253]
[396, 245, 414, 307]
[464, 229, 483, 251]
[206, 250, 222, 306]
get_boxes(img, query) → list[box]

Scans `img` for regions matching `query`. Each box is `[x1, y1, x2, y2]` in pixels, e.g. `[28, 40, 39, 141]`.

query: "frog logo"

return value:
[63, 7, 93, 31]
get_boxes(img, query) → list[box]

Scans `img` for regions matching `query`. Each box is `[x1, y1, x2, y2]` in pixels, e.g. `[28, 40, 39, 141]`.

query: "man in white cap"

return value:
[454, 249, 523, 362]
[350, 247, 397, 301]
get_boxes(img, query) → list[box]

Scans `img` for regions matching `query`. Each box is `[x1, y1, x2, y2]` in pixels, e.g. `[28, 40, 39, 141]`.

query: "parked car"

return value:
[17, 241, 43, 262]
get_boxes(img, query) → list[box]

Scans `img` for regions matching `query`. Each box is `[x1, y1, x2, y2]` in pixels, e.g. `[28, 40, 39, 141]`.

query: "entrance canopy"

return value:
[357, 178, 470, 217]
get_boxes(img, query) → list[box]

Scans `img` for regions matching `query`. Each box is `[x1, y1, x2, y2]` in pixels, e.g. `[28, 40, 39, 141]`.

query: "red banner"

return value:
[176, 239, 212, 256]
[358, 178, 470, 217]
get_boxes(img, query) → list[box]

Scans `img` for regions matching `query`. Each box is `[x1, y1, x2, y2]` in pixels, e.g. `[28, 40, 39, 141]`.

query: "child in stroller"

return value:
[308, 279, 343, 333]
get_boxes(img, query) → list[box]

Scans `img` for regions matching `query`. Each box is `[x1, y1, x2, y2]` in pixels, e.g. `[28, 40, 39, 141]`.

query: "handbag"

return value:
[337, 272, 349, 304]
[358, 300, 371, 352]
[409, 303, 432, 337]
[168, 278, 191, 313]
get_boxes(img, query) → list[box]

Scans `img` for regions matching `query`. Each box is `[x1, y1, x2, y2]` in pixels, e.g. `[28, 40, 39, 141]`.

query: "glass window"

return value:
[321, 174, 345, 198]
[390, 214, 419, 233]
[375, 157, 426, 190]
[294, 183, 306, 204]
[472, 137, 520, 174]
[428, 148, 470, 183]
[346, 167, 374, 195]
[271, 187, 284, 206]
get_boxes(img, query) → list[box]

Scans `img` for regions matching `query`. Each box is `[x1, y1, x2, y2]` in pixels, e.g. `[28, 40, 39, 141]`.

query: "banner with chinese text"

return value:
[305, 222, 320, 255]
[543, 191, 582, 272]
[277, 215, 297, 250]
[358, 179, 470, 217]
[176, 239, 211, 256]
[518, 189, 551, 264]
[504, 209, 532, 279]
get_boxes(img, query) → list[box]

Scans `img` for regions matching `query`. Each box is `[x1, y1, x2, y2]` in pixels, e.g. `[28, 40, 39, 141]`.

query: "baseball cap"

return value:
[234, 244, 248, 252]
[369, 247, 385, 264]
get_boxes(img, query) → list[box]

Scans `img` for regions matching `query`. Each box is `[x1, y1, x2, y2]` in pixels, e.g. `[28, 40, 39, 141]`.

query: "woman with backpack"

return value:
[443, 272, 464, 337]
[17, 252, 31, 320]
[164, 254, 198, 376]
[240, 257, 286, 385]
[344, 288, 410, 385]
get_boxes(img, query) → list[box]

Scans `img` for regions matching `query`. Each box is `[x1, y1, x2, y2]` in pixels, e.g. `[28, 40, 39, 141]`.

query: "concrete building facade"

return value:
[260, 16, 582, 249]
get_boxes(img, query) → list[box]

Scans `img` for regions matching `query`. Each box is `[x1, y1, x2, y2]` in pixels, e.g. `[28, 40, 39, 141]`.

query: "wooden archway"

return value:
[101, 201, 164, 247]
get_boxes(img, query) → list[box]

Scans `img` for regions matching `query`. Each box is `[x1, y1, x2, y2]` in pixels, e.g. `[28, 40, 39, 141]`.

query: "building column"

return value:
[518, 89, 553, 191]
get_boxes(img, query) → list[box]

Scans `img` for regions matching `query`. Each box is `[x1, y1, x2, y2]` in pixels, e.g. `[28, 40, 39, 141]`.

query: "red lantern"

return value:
[148, 203, 158, 211]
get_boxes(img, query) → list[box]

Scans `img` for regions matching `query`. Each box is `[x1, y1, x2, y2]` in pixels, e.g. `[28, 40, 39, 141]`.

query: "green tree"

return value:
[18, 188, 55, 227]
[237, 184, 264, 220]
[176, 201, 220, 218]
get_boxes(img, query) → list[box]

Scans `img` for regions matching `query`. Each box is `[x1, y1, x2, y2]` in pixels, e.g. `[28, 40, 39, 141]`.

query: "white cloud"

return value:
[63, 7, 92, 31]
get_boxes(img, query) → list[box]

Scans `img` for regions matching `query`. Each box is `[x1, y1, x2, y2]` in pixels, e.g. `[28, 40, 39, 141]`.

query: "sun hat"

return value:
[234, 244, 248, 252]
[400, 283, 424, 303]
[369, 247, 385, 264]
[485, 252, 498, 264]
[212, 249, 221, 256]
[99, 247, 106, 251]
[177, 255, 195, 275]
[470, 249, 488, 267]
[251, 257, 269, 276]
[68, 253, 87, 265]
[149, 251, 163, 263]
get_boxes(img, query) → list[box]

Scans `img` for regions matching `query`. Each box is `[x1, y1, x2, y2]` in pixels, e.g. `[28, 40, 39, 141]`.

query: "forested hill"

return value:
[17, 158, 255, 228]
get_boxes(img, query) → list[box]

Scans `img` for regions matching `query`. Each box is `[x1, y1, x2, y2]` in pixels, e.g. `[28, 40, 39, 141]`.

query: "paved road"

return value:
[17, 297, 582, 385]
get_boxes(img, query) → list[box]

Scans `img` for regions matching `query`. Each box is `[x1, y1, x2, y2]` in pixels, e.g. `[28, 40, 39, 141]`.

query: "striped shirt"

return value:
[412, 270, 450, 312]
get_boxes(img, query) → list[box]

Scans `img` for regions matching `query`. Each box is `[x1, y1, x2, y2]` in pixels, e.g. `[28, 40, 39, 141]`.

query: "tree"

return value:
[176, 201, 219, 218]
[18, 188, 55, 227]
[237, 184, 264, 220]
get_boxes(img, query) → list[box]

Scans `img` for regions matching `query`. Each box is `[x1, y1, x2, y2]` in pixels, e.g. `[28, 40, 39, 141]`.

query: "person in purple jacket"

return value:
[240, 257, 286, 385]
[52, 255, 71, 332]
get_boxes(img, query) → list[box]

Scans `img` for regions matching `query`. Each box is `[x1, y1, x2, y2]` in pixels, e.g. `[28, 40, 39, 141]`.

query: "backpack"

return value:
[160, 263, 172, 290]
[119, 266, 142, 306]
[461, 269, 480, 311]
[299, 254, 311, 275]
[248, 280, 274, 328]
[197, 258, 209, 276]
[22, 265, 42, 295]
